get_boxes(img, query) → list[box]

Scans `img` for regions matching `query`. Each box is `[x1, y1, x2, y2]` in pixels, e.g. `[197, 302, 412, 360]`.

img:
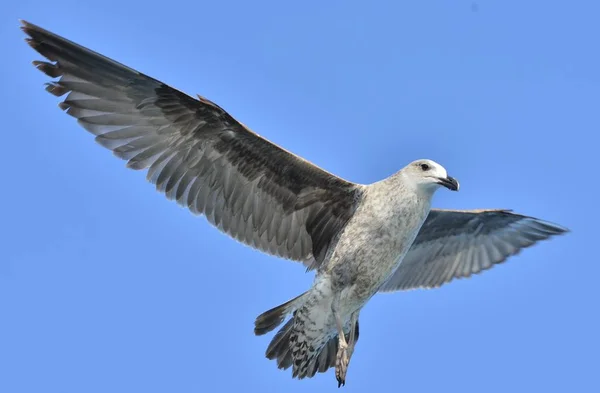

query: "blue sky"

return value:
[1, 1, 597, 392]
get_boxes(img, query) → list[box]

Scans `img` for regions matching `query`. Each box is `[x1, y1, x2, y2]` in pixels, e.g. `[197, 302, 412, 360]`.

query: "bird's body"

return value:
[258, 165, 455, 380]
[288, 179, 426, 374]
[20, 20, 568, 387]
[327, 175, 433, 299]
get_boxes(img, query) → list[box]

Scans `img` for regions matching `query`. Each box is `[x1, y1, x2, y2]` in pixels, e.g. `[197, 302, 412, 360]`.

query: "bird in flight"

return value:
[21, 20, 568, 387]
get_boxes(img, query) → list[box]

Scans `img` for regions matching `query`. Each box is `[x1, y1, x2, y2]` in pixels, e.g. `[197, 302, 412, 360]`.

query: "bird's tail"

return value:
[254, 291, 309, 336]
[255, 294, 359, 379]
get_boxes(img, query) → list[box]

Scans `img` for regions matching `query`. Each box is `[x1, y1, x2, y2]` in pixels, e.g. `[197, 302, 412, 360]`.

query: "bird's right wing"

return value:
[379, 209, 568, 291]
[21, 20, 363, 270]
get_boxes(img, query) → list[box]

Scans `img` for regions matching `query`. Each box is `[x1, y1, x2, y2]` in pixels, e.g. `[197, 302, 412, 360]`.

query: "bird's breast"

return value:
[327, 194, 430, 302]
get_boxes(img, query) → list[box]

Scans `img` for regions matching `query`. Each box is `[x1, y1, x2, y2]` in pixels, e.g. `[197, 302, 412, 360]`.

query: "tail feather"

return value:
[264, 313, 360, 379]
[256, 290, 360, 379]
[266, 318, 294, 369]
[254, 291, 308, 336]
[317, 338, 337, 373]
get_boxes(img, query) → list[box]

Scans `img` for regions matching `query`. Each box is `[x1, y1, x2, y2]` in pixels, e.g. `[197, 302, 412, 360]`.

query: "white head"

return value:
[401, 159, 460, 194]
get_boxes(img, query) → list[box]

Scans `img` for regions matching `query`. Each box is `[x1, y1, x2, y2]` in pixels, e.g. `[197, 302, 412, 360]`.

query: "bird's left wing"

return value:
[379, 209, 568, 292]
[21, 20, 363, 271]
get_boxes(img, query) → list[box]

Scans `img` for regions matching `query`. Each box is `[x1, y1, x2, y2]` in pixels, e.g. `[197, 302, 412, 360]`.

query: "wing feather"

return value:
[22, 20, 363, 270]
[379, 209, 568, 291]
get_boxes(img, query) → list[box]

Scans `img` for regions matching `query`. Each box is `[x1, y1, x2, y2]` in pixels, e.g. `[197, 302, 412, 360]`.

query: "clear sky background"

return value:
[1, 1, 597, 392]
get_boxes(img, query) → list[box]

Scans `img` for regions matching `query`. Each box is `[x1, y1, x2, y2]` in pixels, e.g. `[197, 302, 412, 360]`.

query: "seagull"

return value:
[20, 20, 568, 387]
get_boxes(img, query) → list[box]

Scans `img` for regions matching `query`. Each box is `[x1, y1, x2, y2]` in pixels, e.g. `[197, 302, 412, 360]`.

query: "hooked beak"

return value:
[436, 175, 460, 191]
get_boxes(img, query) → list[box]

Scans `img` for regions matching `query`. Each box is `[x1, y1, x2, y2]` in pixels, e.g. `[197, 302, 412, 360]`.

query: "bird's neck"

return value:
[366, 173, 433, 221]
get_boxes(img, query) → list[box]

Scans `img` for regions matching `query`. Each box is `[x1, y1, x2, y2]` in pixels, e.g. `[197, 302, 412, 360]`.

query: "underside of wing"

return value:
[380, 209, 569, 291]
[21, 20, 363, 270]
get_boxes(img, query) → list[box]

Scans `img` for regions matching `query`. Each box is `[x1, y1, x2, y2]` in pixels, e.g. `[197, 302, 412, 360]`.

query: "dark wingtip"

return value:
[24, 37, 37, 50]
[21, 21, 45, 56]
[20, 19, 37, 35]
[44, 82, 68, 97]
[32, 60, 61, 77]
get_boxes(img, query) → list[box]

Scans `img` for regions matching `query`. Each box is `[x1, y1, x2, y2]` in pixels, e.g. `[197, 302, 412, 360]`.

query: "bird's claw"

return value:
[335, 342, 349, 388]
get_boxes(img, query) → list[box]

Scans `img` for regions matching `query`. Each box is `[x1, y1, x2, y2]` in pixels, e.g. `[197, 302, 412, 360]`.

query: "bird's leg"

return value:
[347, 311, 359, 359]
[332, 297, 349, 387]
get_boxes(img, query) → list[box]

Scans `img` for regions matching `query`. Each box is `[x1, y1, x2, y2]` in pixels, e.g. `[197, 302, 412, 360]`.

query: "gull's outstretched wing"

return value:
[379, 209, 568, 291]
[21, 20, 363, 270]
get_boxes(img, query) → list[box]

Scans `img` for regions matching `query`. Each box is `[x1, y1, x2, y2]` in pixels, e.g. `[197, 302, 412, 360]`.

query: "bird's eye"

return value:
[420, 163, 430, 171]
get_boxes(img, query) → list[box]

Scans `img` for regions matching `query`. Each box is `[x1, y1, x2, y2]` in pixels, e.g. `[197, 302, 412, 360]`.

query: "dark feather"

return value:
[21, 20, 363, 270]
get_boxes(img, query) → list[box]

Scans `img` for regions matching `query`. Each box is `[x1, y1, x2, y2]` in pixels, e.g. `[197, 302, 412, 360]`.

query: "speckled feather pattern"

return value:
[286, 174, 434, 377]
